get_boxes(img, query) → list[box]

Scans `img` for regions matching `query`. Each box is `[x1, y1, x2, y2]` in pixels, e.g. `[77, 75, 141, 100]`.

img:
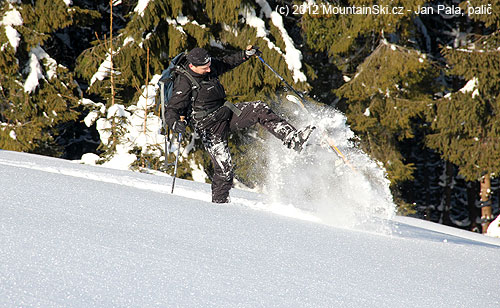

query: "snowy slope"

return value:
[1, 150, 499, 307]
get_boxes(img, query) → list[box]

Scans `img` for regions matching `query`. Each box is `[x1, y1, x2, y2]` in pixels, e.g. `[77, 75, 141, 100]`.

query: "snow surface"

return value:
[487, 215, 500, 238]
[255, 0, 307, 83]
[133, 0, 150, 17]
[1, 150, 499, 307]
[241, 3, 307, 83]
[460, 77, 479, 98]
[23, 52, 44, 93]
[89, 53, 113, 86]
[8, 130, 16, 140]
[1, 4, 23, 51]
[23, 46, 58, 93]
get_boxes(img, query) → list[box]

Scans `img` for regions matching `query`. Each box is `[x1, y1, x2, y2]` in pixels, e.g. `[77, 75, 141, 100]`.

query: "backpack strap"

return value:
[172, 66, 242, 122]
[175, 66, 200, 103]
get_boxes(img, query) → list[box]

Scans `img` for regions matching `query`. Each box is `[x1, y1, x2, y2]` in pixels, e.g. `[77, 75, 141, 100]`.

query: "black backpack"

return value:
[157, 52, 200, 133]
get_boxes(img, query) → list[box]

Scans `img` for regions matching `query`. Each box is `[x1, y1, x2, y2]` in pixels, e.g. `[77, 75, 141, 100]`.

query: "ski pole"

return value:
[164, 127, 170, 170]
[257, 56, 356, 172]
[257, 56, 307, 109]
[171, 116, 185, 194]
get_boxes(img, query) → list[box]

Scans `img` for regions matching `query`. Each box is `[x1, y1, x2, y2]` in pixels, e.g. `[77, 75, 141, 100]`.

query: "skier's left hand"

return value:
[245, 45, 261, 57]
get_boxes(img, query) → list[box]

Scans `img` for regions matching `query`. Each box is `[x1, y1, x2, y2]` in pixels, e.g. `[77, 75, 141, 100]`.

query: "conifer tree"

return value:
[426, 1, 500, 232]
[338, 42, 437, 179]
[0, 0, 99, 156]
[77, 0, 131, 160]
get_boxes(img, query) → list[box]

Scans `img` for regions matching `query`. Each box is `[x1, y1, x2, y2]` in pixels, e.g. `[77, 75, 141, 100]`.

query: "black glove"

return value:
[172, 120, 187, 134]
[245, 45, 261, 57]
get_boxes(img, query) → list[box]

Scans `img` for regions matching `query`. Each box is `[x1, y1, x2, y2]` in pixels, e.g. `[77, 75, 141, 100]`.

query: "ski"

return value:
[257, 58, 358, 172]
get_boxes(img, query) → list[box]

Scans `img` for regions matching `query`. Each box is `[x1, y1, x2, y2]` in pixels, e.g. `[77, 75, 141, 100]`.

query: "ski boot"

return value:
[284, 125, 316, 152]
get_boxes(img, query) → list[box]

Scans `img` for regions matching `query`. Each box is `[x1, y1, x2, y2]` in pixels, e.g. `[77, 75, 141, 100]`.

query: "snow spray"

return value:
[263, 99, 396, 233]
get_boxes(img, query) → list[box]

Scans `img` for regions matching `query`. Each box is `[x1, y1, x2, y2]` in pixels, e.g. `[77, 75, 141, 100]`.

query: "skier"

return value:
[166, 46, 315, 203]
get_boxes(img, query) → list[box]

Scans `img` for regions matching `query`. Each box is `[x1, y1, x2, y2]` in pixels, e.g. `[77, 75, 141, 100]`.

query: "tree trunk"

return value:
[441, 161, 453, 226]
[480, 174, 493, 233]
[109, 0, 115, 107]
[109, 0, 117, 150]
[467, 182, 479, 232]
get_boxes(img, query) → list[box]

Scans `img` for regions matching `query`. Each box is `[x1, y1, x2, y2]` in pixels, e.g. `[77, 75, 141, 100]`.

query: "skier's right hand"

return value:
[172, 119, 187, 134]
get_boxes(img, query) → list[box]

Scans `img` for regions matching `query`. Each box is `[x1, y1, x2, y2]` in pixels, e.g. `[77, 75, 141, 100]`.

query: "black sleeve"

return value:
[165, 75, 192, 128]
[211, 50, 250, 76]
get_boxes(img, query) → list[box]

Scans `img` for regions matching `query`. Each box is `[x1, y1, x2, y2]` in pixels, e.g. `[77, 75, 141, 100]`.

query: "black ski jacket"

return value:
[165, 50, 250, 129]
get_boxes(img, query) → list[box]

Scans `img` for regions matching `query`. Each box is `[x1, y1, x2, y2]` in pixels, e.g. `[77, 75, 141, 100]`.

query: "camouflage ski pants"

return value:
[195, 101, 296, 203]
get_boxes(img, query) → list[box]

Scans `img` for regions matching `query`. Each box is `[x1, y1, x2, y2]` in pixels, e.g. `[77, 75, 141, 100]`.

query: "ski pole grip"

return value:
[178, 116, 185, 140]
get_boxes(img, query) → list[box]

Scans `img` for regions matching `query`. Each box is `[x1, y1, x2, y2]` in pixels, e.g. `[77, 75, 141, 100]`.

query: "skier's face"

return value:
[190, 62, 211, 75]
